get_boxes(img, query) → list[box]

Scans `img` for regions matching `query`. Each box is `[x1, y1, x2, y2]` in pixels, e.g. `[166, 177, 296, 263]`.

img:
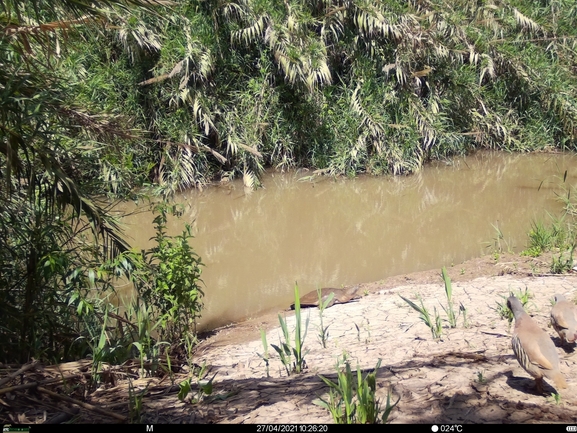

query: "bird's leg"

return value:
[534, 377, 544, 395]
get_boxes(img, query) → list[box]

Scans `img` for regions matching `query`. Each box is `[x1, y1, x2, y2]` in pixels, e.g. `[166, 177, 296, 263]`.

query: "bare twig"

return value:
[37, 387, 127, 422]
[0, 360, 39, 388]
[0, 374, 86, 395]
[23, 394, 81, 421]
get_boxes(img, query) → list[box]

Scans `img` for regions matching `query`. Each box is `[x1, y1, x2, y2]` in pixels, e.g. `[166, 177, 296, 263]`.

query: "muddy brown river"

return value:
[118, 151, 577, 331]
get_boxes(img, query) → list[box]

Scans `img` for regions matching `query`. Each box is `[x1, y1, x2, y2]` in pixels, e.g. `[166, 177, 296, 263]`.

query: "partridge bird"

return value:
[507, 295, 567, 394]
[551, 294, 577, 346]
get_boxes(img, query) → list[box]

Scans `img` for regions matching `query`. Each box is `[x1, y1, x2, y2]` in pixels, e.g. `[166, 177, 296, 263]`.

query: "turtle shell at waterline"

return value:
[290, 287, 361, 309]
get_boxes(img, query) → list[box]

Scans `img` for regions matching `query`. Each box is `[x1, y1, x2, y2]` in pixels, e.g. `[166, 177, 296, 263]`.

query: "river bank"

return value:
[3, 252, 577, 424]
[185, 252, 577, 424]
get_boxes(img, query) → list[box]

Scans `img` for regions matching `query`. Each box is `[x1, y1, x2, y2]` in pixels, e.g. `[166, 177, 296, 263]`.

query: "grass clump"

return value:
[400, 267, 467, 339]
[315, 357, 399, 424]
[488, 223, 513, 255]
[400, 294, 443, 340]
[495, 287, 533, 324]
[178, 361, 217, 404]
[520, 211, 576, 274]
[476, 371, 487, 384]
[271, 283, 310, 376]
[549, 392, 562, 405]
[522, 216, 574, 258]
[550, 245, 575, 274]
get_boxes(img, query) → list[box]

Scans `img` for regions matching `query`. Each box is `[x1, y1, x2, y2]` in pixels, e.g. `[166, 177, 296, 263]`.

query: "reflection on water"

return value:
[118, 151, 577, 331]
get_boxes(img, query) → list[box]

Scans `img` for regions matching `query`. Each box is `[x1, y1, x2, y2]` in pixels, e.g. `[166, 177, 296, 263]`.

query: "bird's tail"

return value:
[550, 371, 568, 390]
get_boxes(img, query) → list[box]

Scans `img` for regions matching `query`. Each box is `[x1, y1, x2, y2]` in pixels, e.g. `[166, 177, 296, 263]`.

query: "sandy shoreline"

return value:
[184, 262, 577, 423]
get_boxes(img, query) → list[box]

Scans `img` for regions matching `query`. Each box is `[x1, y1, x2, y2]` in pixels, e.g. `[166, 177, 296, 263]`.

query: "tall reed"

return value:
[317, 288, 335, 348]
[271, 283, 310, 375]
[315, 357, 400, 424]
[441, 267, 457, 328]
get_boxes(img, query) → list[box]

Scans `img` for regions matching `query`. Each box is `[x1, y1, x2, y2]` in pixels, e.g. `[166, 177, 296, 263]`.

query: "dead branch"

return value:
[37, 387, 127, 422]
[0, 360, 39, 388]
[0, 374, 86, 395]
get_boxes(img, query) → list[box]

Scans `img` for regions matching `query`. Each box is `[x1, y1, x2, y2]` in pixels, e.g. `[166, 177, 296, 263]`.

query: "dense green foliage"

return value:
[140, 204, 204, 342]
[51, 0, 577, 191]
[0, 1, 204, 364]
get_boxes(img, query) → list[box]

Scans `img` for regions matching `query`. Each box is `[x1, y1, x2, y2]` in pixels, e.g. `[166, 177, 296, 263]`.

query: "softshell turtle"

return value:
[290, 286, 361, 310]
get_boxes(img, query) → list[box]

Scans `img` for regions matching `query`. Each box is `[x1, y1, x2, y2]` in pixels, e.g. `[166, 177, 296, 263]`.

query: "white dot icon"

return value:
[432, 426, 439, 432]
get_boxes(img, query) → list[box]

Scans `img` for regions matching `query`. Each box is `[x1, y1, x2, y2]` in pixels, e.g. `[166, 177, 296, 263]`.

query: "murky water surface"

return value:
[118, 152, 577, 331]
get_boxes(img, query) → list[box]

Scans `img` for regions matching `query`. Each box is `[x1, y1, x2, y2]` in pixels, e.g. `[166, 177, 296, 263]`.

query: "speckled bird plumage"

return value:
[551, 294, 577, 346]
[507, 295, 567, 393]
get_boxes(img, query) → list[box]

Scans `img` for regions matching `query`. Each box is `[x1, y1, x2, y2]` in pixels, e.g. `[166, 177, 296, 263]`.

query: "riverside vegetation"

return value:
[5, 0, 577, 196]
[271, 284, 310, 376]
[258, 284, 399, 423]
[3, 0, 577, 423]
[400, 266, 465, 340]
